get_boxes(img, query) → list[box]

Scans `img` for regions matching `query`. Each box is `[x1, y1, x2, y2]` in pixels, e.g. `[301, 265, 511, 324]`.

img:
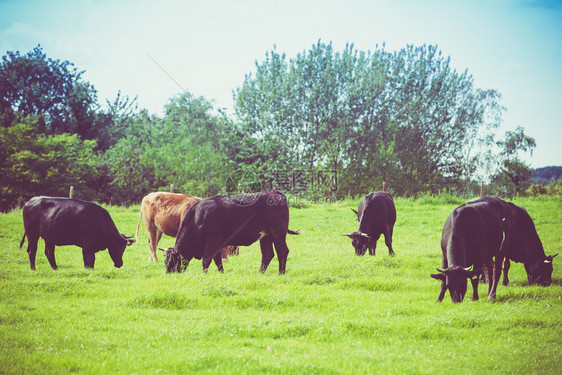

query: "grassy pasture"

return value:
[0, 196, 560, 374]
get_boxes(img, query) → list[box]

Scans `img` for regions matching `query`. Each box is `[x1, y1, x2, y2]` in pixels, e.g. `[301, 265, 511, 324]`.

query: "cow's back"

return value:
[24, 197, 119, 249]
[142, 192, 199, 237]
[506, 204, 545, 263]
[358, 192, 395, 235]
[181, 191, 290, 248]
[443, 201, 504, 267]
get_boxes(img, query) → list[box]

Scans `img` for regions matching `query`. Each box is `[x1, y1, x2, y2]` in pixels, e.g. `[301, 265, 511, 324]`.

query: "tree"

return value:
[101, 92, 235, 204]
[490, 126, 536, 196]
[0, 45, 98, 137]
[234, 42, 505, 196]
[0, 118, 98, 211]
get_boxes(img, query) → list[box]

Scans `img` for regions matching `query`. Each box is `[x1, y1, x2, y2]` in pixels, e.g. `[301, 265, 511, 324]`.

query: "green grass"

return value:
[0, 196, 561, 374]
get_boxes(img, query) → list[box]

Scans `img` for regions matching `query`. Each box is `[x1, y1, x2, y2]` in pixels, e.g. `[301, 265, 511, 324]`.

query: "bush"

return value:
[526, 181, 561, 197]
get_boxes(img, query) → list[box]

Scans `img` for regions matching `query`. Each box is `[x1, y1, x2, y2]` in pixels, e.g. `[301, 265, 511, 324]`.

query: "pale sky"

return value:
[1, 0, 561, 167]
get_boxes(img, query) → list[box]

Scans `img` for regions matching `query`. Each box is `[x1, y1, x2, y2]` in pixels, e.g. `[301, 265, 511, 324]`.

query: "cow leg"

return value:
[479, 267, 488, 284]
[259, 237, 275, 273]
[488, 256, 504, 300]
[82, 249, 95, 269]
[44, 242, 58, 270]
[202, 240, 224, 272]
[436, 258, 448, 302]
[436, 281, 447, 302]
[470, 276, 480, 301]
[502, 258, 510, 286]
[26, 235, 39, 271]
[213, 253, 224, 273]
[369, 235, 380, 256]
[202, 258, 211, 272]
[145, 222, 161, 262]
[147, 230, 162, 262]
[385, 226, 395, 256]
[273, 238, 290, 275]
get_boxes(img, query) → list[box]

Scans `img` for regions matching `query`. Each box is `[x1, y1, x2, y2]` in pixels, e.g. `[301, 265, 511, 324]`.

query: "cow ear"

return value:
[430, 273, 446, 281]
[466, 268, 482, 279]
[122, 234, 135, 246]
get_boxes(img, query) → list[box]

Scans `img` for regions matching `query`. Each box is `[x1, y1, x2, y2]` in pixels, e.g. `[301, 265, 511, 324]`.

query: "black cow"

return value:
[503, 208, 557, 286]
[430, 197, 511, 302]
[485, 198, 557, 286]
[163, 191, 298, 274]
[343, 192, 396, 256]
[20, 196, 135, 270]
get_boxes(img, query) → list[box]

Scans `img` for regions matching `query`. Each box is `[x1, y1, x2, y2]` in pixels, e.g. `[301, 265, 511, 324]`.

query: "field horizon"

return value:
[1, 195, 560, 374]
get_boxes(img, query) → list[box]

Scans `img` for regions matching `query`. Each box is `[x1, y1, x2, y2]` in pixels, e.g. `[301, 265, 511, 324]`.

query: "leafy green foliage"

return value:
[101, 93, 235, 204]
[490, 126, 537, 196]
[0, 119, 98, 210]
[0, 43, 542, 209]
[0, 45, 97, 137]
[235, 42, 509, 196]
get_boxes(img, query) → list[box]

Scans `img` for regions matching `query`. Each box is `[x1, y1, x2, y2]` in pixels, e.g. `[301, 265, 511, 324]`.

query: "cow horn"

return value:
[463, 266, 473, 272]
[158, 248, 167, 252]
[546, 254, 559, 262]
[342, 233, 353, 238]
[358, 232, 372, 240]
[437, 268, 446, 273]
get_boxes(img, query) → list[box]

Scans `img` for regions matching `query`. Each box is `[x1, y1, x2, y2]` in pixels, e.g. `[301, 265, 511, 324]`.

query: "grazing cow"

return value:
[343, 192, 396, 256]
[164, 190, 299, 274]
[135, 192, 237, 262]
[472, 197, 557, 287]
[430, 197, 511, 302]
[20, 196, 135, 270]
[502, 203, 557, 286]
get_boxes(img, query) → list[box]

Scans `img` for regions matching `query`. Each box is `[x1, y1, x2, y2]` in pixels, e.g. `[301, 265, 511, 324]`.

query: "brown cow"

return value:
[135, 192, 237, 262]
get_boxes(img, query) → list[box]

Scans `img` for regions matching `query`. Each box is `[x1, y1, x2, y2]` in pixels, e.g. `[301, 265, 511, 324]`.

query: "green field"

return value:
[1, 196, 560, 374]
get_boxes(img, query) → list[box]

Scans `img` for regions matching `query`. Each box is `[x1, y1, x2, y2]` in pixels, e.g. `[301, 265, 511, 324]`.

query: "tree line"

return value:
[0, 43, 537, 211]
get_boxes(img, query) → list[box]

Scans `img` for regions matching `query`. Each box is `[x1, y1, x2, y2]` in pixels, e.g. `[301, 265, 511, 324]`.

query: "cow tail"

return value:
[288, 230, 300, 235]
[19, 232, 26, 250]
[135, 208, 143, 242]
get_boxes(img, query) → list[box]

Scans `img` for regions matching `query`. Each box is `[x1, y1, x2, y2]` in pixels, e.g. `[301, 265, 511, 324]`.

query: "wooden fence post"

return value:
[382, 181, 386, 192]
[69, 186, 74, 198]
[480, 181, 484, 197]
[170, 184, 174, 193]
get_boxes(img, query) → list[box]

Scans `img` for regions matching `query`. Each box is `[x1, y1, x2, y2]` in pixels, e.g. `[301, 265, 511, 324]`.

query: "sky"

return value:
[1, 0, 561, 168]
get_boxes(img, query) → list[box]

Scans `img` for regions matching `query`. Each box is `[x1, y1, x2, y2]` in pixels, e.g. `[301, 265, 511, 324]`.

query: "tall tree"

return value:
[490, 126, 536, 196]
[0, 45, 98, 138]
[234, 42, 507, 196]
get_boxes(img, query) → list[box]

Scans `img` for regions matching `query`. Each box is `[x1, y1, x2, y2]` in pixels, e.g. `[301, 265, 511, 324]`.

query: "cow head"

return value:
[430, 266, 481, 303]
[343, 232, 372, 256]
[161, 247, 189, 273]
[527, 254, 558, 286]
[108, 234, 135, 268]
